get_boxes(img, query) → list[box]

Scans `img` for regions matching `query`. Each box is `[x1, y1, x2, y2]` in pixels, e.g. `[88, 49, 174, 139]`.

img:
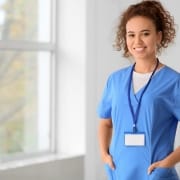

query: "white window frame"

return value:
[0, 0, 57, 163]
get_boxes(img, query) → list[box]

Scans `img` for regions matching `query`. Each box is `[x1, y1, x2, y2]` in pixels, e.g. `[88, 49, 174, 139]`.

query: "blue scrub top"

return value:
[97, 65, 180, 180]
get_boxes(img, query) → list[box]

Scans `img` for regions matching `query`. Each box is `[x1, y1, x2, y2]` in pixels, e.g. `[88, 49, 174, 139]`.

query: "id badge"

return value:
[124, 133, 145, 146]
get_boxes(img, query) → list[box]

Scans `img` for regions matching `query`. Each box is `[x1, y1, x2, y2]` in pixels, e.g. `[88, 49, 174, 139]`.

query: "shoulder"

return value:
[108, 65, 132, 81]
[162, 66, 180, 94]
[163, 66, 180, 81]
[103, 65, 132, 89]
[164, 66, 180, 75]
[102, 66, 132, 93]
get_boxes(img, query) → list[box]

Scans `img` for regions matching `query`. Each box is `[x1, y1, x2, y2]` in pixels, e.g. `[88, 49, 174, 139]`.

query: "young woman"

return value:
[97, 0, 180, 179]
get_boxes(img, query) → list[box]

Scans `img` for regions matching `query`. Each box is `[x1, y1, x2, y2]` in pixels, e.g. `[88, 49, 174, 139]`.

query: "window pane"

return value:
[0, 51, 52, 160]
[0, 0, 51, 42]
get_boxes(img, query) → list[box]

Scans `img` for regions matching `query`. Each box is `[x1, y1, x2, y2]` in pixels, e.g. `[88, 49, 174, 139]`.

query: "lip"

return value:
[133, 47, 146, 52]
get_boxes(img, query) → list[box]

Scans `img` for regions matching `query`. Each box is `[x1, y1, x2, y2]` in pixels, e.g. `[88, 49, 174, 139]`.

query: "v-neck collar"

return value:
[130, 65, 166, 103]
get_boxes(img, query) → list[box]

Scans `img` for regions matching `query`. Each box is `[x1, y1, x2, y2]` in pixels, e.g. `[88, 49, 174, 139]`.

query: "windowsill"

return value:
[0, 152, 85, 170]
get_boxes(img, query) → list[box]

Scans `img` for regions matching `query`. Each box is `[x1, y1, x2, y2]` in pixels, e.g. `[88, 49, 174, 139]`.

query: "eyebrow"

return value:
[127, 30, 150, 33]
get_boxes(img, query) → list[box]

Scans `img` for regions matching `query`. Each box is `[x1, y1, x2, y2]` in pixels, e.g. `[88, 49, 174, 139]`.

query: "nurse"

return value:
[97, 0, 180, 180]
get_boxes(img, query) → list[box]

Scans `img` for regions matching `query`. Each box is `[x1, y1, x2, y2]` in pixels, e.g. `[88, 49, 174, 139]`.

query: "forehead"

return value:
[126, 16, 156, 32]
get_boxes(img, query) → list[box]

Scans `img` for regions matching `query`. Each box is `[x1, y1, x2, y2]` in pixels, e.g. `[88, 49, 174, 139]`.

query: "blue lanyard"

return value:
[128, 59, 159, 133]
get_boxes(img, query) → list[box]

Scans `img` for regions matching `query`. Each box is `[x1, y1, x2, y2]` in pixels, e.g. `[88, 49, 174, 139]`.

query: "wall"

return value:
[56, 0, 86, 156]
[0, 156, 84, 180]
[85, 0, 180, 180]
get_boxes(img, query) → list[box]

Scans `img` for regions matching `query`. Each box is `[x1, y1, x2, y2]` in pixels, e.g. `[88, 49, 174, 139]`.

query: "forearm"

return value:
[163, 146, 180, 167]
[98, 119, 113, 159]
[148, 146, 180, 174]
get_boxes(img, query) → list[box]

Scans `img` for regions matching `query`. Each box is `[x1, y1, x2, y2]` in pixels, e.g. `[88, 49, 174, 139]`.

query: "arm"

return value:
[98, 118, 115, 170]
[148, 146, 180, 174]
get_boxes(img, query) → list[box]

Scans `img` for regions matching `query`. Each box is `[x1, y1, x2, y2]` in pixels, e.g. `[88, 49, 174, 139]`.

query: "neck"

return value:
[134, 58, 158, 73]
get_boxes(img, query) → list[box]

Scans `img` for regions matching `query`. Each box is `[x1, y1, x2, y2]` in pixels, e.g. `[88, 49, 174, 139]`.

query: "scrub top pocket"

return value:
[150, 167, 179, 180]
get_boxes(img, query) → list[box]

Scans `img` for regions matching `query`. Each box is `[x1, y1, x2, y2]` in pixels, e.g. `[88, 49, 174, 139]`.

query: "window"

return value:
[0, 0, 56, 161]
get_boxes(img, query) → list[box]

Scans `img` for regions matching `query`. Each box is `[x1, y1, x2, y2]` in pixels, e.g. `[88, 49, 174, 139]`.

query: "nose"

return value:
[134, 35, 142, 44]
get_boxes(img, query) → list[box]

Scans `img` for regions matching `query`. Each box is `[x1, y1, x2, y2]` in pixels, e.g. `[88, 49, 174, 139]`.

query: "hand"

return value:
[102, 153, 115, 170]
[148, 159, 172, 175]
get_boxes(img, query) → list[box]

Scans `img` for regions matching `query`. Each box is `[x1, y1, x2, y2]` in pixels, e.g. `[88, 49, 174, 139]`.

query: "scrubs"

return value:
[97, 65, 180, 180]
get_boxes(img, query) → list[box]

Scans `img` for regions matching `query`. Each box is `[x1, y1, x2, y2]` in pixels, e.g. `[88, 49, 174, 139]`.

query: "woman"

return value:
[97, 0, 180, 179]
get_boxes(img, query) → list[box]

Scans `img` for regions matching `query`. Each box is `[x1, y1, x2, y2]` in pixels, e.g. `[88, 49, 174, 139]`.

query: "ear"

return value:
[157, 31, 162, 44]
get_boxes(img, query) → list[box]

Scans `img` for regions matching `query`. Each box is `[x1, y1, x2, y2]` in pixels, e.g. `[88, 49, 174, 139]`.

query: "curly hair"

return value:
[114, 0, 176, 57]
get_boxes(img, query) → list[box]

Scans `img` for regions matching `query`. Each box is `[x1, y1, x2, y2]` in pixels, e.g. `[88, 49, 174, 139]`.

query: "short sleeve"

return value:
[97, 75, 113, 119]
[172, 75, 180, 121]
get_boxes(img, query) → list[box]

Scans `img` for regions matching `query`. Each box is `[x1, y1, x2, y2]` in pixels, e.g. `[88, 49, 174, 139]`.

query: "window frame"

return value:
[0, 0, 57, 163]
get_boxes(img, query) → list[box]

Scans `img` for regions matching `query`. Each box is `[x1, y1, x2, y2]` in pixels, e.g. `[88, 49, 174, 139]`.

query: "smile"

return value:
[134, 47, 146, 52]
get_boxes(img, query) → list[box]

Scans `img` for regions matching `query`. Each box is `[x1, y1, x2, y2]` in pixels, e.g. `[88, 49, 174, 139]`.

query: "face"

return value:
[126, 16, 162, 61]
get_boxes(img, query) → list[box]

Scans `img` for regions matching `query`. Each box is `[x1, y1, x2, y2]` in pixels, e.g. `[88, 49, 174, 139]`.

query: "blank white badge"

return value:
[124, 133, 145, 146]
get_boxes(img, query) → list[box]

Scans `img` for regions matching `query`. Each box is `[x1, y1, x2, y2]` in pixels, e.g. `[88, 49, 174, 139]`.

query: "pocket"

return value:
[150, 167, 179, 180]
[104, 164, 113, 180]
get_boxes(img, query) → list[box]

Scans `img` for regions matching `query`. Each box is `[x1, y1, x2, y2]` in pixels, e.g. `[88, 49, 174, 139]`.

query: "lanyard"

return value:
[128, 59, 159, 133]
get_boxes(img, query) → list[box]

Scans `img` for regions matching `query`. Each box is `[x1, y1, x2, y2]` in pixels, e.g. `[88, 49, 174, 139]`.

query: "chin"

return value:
[133, 53, 154, 60]
[132, 54, 147, 59]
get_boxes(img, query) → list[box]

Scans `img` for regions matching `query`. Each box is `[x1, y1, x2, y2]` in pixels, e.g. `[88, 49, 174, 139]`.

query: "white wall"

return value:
[57, 0, 86, 156]
[85, 0, 180, 179]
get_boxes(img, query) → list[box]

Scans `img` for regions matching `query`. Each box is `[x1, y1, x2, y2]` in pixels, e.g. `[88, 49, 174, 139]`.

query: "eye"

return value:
[127, 33, 135, 38]
[143, 32, 150, 36]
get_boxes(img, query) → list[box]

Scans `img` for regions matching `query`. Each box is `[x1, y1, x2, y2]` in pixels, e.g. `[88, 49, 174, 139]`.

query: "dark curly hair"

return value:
[114, 0, 176, 57]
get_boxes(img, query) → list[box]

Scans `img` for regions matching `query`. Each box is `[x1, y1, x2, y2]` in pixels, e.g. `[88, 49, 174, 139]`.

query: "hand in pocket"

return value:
[148, 159, 172, 175]
[103, 154, 115, 170]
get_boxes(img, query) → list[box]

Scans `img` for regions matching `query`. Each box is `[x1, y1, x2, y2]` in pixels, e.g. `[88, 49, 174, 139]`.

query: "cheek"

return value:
[145, 39, 157, 49]
[126, 39, 132, 49]
[149, 41, 157, 49]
